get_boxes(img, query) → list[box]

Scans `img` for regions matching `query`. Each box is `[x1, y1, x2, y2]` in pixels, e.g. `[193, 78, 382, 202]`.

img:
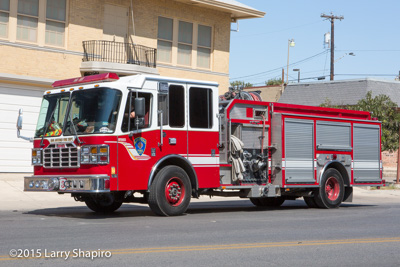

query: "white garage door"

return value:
[0, 83, 45, 172]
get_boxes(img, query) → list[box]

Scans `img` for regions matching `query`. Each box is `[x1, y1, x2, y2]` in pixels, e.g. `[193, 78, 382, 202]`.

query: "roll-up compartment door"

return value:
[353, 124, 381, 183]
[316, 121, 351, 151]
[284, 119, 315, 183]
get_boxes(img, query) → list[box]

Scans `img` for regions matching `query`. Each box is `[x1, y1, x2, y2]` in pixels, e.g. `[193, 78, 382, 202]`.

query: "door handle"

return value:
[169, 138, 177, 145]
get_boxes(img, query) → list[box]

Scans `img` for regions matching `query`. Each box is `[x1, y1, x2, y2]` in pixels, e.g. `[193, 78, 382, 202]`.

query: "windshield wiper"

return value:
[68, 112, 84, 145]
[40, 105, 57, 147]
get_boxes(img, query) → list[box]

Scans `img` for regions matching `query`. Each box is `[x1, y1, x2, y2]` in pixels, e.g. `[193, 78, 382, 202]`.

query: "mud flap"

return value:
[343, 187, 353, 202]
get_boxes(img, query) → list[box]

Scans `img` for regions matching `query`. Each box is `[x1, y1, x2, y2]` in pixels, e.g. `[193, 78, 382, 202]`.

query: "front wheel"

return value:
[314, 168, 344, 209]
[148, 166, 191, 216]
[84, 193, 123, 213]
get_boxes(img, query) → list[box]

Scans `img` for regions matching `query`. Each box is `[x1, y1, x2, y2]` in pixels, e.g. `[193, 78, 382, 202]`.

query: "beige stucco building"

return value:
[0, 0, 264, 172]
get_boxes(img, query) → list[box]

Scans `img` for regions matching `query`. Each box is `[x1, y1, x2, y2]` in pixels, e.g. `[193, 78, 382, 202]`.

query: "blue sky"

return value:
[229, 0, 400, 86]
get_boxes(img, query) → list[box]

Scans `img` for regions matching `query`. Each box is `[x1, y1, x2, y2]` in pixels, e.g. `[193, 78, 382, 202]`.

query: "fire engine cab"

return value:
[17, 73, 383, 216]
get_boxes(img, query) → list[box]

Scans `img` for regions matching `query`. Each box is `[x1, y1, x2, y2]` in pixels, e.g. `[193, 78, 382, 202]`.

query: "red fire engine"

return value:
[17, 73, 383, 216]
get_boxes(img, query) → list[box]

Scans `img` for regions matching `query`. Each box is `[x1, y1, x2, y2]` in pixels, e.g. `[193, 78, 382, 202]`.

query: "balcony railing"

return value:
[82, 40, 157, 68]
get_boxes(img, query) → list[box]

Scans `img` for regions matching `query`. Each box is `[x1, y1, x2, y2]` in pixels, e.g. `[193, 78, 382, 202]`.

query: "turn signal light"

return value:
[80, 145, 109, 165]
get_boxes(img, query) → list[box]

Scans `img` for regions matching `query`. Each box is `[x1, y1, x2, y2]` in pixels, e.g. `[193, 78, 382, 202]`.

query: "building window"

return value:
[197, 24, 211, 69]
[3, 0, 66, 46]
[157, 17, 173, 63]
[0, 0, 9, 37]
[177, 21, 192, 66]
[157, 17, 212, 69]
[45, 0, 66, 46]
[17, 0, 39, 42]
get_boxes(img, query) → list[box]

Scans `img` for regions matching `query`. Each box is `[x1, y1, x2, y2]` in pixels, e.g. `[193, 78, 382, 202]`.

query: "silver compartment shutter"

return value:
[230, 104, 247, 119]
[285, 119, 315, 183]
[353, 124, 381, 182]
[316, 121, 351, 151]
[242, 126, 268, 149]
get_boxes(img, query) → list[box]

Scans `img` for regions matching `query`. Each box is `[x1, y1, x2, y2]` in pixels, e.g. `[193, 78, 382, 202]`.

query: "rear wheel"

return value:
[250, 197, 285, 207]
[303, 196, 318, 208]
[148, 166, 191, 216]
[84, 193, 122, 213]
[314, 168, 344, 209]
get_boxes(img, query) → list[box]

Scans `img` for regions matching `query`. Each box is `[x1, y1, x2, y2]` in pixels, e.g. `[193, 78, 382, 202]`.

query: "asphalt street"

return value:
[0, 190, 399, 267]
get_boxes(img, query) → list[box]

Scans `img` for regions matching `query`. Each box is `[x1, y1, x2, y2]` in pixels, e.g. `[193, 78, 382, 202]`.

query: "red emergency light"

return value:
[52, 73, 119, 88]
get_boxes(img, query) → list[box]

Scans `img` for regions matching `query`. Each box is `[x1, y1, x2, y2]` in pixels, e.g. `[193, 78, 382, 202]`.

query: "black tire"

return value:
[314, 168, 344, 209]
[250, 197, 285, 207]
[85, 193, 122, 213]
[250, 198, 262, 206]
[148, 166, 191, 216]
[303, 196, 318, 208]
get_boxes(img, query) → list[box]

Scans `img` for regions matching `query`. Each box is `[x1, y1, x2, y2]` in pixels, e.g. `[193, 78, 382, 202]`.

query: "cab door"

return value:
[187, 84, 219, 188]
[157, 82, 188, 159]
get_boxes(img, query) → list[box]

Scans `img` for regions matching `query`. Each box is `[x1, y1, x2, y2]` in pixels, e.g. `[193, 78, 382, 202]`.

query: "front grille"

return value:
[43, 143, 80, 168]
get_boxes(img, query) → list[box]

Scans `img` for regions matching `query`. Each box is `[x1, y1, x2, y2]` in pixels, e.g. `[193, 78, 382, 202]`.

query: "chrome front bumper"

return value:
[24, 175, 110, 193]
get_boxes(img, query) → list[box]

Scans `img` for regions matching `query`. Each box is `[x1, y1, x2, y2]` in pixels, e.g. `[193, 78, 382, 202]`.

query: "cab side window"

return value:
[189, 87, 212, 128]
[169, 85, 185, 127]
[121, 92, 152, 132]
[158, 85, 185, 127]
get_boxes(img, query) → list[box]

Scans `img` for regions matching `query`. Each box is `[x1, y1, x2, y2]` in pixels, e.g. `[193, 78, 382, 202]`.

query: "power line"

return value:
[231, 20, 322, 38]
[230, 50, 328, 80]
[336, 74, 398, 76]
[336, 49, 400, 52]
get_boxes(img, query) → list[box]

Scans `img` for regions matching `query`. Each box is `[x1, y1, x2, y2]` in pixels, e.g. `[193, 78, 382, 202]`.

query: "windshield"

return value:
[64, 88, 122, 135]
[35, 93, 70, 138]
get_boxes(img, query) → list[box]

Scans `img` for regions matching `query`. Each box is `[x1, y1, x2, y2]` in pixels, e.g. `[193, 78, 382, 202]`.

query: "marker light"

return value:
[52, 73, 119, 88]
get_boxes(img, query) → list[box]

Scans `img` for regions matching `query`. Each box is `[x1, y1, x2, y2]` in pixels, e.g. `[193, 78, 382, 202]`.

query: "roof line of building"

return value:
[288, 77, 400, 87]
[189, 0, 265, 19]
[0, 73, 54, 86]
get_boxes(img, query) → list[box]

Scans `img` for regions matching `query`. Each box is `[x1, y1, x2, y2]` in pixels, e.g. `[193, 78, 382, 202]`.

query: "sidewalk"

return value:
[1, 173, 399, 212]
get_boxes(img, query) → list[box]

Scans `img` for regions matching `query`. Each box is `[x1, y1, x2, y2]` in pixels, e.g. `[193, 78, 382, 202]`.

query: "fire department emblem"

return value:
[134, 137, 147, 156]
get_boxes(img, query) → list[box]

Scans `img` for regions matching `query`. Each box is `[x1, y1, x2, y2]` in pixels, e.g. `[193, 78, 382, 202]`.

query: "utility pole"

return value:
[321, 13, 344, 81]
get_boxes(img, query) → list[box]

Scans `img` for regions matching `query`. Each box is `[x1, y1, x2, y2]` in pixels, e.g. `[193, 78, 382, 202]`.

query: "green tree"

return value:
[320, 91, 400, 151]
[265, 78, 282, 86]
[230, 81, 253, 88]
[354, 91, 399, 151]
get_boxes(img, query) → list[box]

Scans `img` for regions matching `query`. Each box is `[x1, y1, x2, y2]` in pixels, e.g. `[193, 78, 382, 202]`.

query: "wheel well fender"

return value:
[148, 155, 198, 195]
[319, 161, 350, 186]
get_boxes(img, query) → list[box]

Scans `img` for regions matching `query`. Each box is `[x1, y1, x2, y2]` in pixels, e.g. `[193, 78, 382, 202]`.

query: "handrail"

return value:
[82, 40, 157, 68]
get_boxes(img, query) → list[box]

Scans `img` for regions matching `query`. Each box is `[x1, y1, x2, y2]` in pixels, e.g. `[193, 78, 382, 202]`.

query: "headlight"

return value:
[31, 148, 43, 166]
[80, 145, 109, 165]
[48, 178, 59, 191]
[40, 180, 48, 189]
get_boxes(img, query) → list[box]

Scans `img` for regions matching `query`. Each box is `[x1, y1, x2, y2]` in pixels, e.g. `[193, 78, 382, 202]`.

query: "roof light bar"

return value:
[52, 73, 119, 88]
